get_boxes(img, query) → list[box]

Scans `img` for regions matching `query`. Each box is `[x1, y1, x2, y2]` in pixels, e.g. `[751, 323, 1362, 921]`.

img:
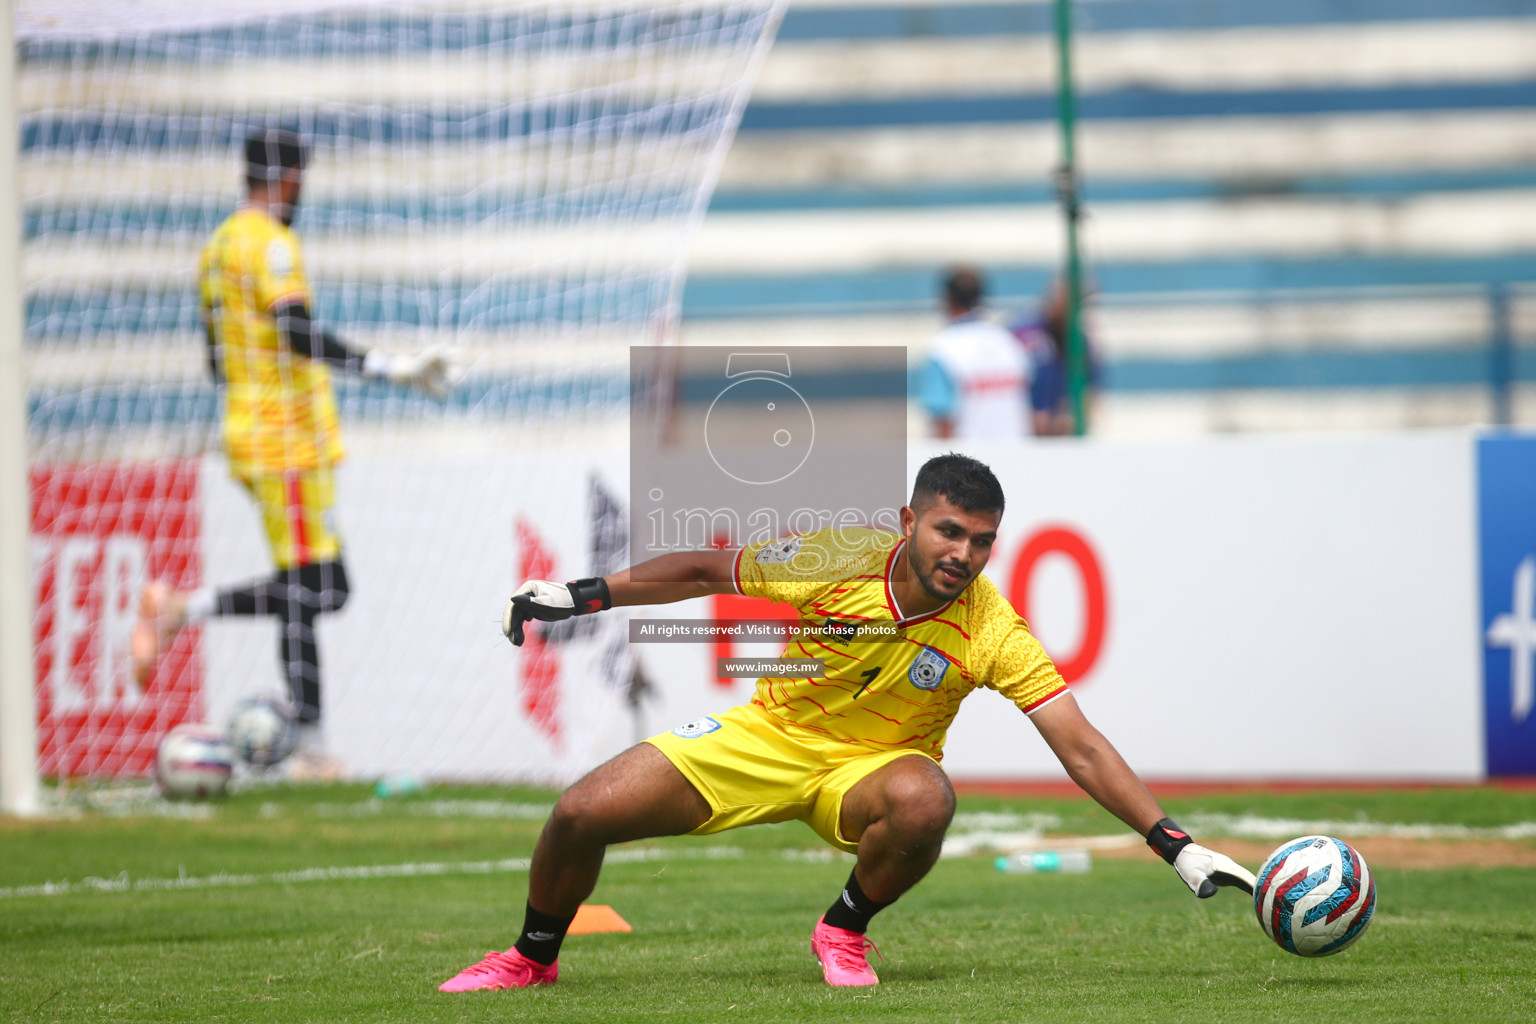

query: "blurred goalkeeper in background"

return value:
[132, 127, 454, 779]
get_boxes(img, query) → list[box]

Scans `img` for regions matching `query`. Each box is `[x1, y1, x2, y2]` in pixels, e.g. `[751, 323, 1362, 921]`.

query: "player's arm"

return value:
[200, 308, 224, 384]
[271, 298, 456, 398]
[1030, 692, 1256, 899]
[607, 550, 740, 606]
[502, 549, 738, 646]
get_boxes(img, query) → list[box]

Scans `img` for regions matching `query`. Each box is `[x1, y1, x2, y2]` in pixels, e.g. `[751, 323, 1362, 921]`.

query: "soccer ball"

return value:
[1254, 835, 1376, 957]
[155, 724, 233, 799]
[227, 697, 298, 767]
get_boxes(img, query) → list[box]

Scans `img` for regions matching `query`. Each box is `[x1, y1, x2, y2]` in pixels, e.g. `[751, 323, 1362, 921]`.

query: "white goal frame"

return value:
[1, 3, 42, 817]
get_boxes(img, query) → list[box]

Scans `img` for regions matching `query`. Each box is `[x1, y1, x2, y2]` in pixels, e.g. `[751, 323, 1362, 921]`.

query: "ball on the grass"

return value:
[1254, 834, 1376, 956]
[227, 696, 298, 767]
[155, 724, 233, 799]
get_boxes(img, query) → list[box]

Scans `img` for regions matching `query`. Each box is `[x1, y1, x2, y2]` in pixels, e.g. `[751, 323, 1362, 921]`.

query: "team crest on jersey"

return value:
[908, 647, 950, 691]
[755, 537, 804, 568]
[265, 238, 294, 279]
[755, 536, 803, 564]
[672, 716, 722, 739]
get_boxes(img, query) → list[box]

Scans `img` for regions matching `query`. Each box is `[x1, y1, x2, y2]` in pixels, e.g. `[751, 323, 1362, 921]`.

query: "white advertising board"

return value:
[201, 447, 637, 784]
[198, 432, 1485, 783]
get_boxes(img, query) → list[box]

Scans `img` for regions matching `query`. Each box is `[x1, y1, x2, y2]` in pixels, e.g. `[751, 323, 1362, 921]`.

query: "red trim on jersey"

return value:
[931, 617, 971, 639]
[1021, 687, 1069, 715]
[794, 694, 837, 718]
[882, 543, 902, 613]
[808, 605, 876, 621]
[286, 472, 310, 564]
[731, 546, 746, 595]
[877, 686, 931, 711]
[891, 724, 947, 750]
[807, 638, 860, 662]
[883, 540, 956, 627]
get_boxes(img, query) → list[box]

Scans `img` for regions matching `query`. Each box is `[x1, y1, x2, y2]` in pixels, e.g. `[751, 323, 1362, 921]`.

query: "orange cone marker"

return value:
[567, 904, 632, 935]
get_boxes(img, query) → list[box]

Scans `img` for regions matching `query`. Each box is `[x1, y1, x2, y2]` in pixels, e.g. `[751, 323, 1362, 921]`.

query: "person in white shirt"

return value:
[920, 267, 1032, 439]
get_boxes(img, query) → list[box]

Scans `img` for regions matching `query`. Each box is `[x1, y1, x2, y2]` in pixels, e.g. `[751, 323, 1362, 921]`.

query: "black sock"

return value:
[214, 560, 350, 723]
[513, 902, 576, 966]
[822, 870, 894, 934]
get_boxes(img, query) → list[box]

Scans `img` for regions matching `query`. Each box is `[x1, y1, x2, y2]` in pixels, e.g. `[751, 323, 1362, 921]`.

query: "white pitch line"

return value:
[940, 812, 1536, 857]
[1185, 813, 1536, 842]
[302, 799, 557, 820]
[941, 831, 1142, 858]
[0, 845, 746, 901]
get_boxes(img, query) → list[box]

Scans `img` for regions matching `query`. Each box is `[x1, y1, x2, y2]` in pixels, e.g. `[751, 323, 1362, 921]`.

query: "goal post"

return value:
[2, 0, 41, 816]
[13, 0, 786, 788]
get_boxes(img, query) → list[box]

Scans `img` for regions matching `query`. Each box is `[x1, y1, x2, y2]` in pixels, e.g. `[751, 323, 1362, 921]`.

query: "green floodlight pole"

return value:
[1052, 0, 1089, 435]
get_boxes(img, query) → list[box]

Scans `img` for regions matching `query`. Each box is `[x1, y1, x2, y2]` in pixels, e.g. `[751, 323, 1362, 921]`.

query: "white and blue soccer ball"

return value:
[155, 724, 234, 799]
[1254, 835, 1376, 957]
[227, 697, 298, 768]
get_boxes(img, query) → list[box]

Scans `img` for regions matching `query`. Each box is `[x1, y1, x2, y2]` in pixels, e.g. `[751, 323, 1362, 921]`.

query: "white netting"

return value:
[19, 0, 784, 782]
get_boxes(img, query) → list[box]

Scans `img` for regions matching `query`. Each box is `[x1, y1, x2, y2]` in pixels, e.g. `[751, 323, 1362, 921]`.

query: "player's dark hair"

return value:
[245, 127, 307, 191]
[910, 453, 1005, 515]
[942, 266, 985, 313]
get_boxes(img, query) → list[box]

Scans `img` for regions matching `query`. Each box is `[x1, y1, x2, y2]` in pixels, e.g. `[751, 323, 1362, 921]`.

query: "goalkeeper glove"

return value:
[1146, 818, 1256, 899]
[363, 346, 459, 399]
[503, 577, 612, 646]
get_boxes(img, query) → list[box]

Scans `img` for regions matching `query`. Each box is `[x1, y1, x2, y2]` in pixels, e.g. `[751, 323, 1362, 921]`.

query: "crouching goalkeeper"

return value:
[441, 454, 1255, 991]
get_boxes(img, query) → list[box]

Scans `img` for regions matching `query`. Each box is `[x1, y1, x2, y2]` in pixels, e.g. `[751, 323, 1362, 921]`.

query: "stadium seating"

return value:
[689, 0, 1536, 434]
[17, 0, 1536, 436]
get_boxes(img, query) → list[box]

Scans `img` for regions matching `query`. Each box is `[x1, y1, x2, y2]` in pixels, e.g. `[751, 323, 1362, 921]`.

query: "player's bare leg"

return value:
[529, 741, 712, 913]
[811, 754, 956, 987]
[841, 754, 956, 897]
[130, 582, 188, 685]
[440, 742, 710, 992]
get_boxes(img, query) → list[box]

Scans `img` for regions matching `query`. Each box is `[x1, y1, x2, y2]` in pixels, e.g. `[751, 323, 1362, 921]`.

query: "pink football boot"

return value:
[438, 948, 557, 992]
[810, 916, 882, 987]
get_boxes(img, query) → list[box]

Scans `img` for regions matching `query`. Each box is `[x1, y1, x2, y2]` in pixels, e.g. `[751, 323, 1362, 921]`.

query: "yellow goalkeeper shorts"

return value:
[645, 702, 937, 854]
[240, 468, 341, 570]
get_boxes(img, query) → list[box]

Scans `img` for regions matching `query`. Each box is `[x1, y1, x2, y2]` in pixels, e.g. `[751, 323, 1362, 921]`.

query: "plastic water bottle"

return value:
[374, 774, 425, 799]
[994, 849, 1092, 874]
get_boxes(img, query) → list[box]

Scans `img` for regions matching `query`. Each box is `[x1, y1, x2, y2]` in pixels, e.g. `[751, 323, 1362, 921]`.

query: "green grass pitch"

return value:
[2, 784, 1534, 1024]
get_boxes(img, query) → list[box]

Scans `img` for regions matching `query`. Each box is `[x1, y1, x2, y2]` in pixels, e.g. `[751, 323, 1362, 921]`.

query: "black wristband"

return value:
[1146, 818, 1195, 865]
[566, 577, 611, 616]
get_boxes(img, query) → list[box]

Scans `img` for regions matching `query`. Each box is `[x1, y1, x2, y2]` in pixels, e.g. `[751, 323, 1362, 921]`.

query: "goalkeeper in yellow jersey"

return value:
[132, 127, 454, 777]
[440, 453, 1255, 992]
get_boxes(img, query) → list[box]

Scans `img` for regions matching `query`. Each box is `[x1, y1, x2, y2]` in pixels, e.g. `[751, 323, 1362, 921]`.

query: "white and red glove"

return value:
[1146, 818, 1256, 899]
[363, 346, 460, 399]
[503, 577, 612, 646]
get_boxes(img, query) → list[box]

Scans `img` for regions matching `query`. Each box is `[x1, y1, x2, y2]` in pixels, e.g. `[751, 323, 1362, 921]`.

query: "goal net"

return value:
[17, 0, 785, 785]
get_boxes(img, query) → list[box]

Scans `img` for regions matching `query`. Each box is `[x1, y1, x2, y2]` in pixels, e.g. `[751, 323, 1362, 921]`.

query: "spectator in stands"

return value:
[1009, 278, 1099, 437]
[919, 266, 1032, 439]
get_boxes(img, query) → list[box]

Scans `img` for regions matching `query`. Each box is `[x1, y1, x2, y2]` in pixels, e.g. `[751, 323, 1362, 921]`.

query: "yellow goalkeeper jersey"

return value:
[732, 526, 1067, 760]
[199, 207, 344, 477]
